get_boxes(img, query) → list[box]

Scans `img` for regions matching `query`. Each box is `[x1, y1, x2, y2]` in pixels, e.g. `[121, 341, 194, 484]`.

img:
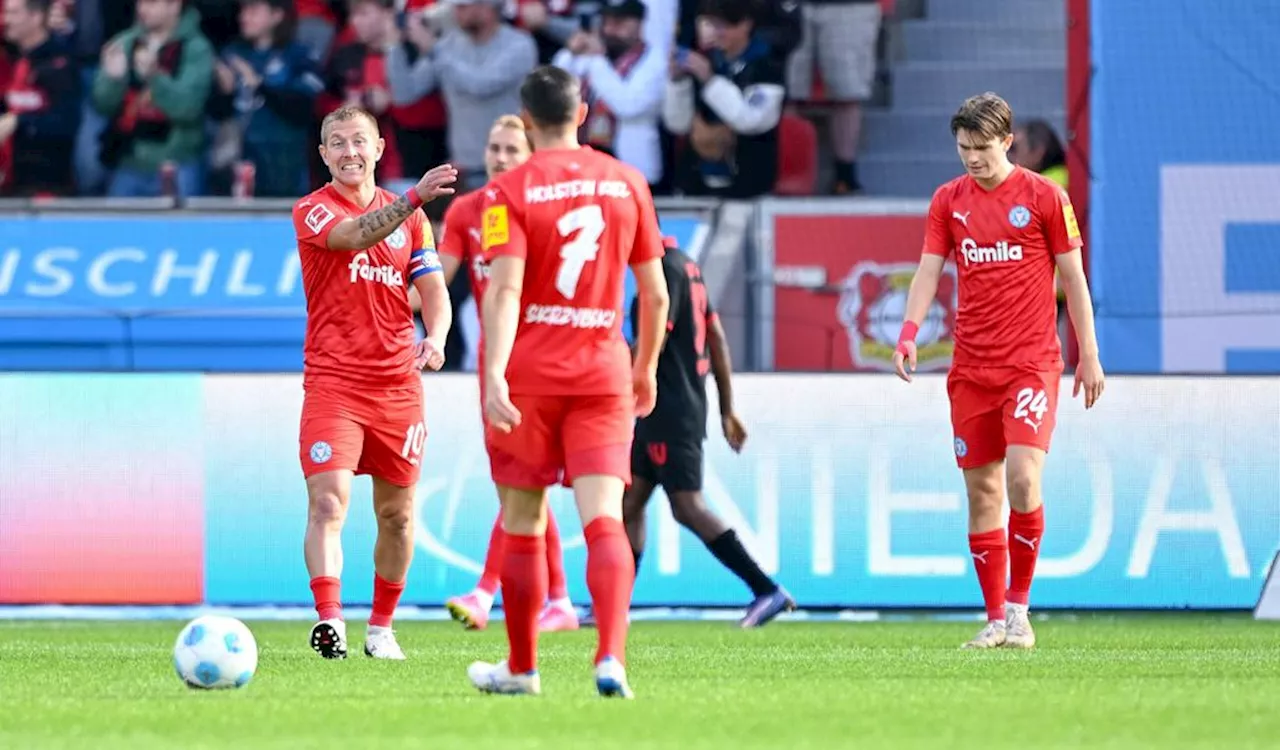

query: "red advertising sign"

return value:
[771, 212, 958, 372]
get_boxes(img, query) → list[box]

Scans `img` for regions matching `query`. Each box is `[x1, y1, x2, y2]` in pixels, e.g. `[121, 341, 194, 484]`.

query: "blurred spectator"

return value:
[785, 0, 879, 193]
[509, 0, 589, 64]
[421, 0, 535, 191]
[209, 0, 323, 197]
[552, 0, 664, 185]
[321, 0, 405, 182]
[1012, 118, 1067, 188]
[92, 0, 214, 198]
[662, 0, 783, 198]
[385, 6, 449, 178]
[0, 0, 81, 196]
[294, 0, 337, 63]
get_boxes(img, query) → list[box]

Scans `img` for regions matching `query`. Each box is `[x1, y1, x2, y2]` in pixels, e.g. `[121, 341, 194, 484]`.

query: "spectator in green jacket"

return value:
[92, 0, 213, 198]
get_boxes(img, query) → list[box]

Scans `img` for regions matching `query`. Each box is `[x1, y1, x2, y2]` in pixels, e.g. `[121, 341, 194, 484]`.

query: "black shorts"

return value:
[630, 436, 704, 492]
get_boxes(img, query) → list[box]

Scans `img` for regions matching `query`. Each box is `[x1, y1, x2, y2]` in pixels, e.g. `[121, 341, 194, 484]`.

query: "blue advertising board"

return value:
[3, 373, 1274, 609]
[0, 213, 705, 369]
[1091, 0, 1280, 373]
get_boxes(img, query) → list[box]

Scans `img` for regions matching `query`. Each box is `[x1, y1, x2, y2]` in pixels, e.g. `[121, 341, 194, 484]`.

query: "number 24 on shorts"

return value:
[555, 205, 606, 300]
[1013, 387, 1048, 432]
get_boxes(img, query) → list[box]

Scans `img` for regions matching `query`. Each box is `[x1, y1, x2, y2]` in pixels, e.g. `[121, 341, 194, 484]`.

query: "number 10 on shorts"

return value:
[401, 422, 426, 465]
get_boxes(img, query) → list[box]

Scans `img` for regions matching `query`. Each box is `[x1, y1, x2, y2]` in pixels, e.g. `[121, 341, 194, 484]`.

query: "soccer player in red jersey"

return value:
[893, 93, 1106, 649]
[292, 105, 458, 661]
[439, 114, 579, 634]
[466, 66, 670, 697]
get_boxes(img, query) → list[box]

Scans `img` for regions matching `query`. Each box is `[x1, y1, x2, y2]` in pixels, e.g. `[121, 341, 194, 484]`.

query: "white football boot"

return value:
[310, 618, 348, 659]
[1003, 603, 1036, 649]
[594, 657, 634, 699]
[961, 619, 1007, 649]
[467, 660, 542, 696]
[363, 627, 407, 660]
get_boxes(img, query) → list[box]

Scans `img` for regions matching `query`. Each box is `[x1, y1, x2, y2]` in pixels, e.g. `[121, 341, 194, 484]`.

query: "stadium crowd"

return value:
[0, 0, 899, 202]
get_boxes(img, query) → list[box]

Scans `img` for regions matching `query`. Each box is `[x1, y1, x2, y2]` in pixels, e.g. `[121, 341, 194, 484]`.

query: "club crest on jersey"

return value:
[954, 437, 968, 458]
[310, 441, 333, 464]
[837, 261, 958, 372]
[387, 227, 408, 249]
[1008, 205, 1031, 228]
[348, 251, 405, 287]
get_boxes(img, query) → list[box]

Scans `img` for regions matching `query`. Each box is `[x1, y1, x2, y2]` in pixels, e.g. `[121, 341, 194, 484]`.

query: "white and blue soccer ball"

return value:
[172, 615, 259, 690]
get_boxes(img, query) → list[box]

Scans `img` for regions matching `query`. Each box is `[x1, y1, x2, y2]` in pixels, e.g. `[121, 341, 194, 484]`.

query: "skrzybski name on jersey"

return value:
[525, 303, 616, 328]
[959, 237, 1023, 267]
[348, 251, 405, 287]
[524, 180, 631, 204]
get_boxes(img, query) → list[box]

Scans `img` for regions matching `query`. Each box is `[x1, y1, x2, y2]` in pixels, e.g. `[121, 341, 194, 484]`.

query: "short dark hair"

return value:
[519, 66, 581, 128]
[951, 92, 1014, 141]
[699, 0, 757, 25]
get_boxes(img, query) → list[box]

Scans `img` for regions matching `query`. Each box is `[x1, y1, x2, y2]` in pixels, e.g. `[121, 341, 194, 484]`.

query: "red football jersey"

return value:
[439, 188, 490, 309]
[292, 184, 440, 389]
[481, 147, 664, 396]
[923, 166, 1082, 368]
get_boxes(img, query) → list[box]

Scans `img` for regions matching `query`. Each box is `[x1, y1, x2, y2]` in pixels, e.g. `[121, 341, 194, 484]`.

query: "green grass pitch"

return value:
[2, 615, 1279, 749]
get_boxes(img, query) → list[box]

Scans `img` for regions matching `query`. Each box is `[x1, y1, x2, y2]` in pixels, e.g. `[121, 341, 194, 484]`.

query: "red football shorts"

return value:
[298, 383, 426, 487]
[946, 365, 1062, 469]
[485, 393, 633, 489]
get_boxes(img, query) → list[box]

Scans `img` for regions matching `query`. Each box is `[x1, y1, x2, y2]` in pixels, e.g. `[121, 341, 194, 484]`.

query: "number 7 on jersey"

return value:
[555, 205, 606, 300]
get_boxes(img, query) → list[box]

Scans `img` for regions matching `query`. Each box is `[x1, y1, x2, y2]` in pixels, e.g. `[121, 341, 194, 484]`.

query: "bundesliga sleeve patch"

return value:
[483, 205, 509, 250]
[1063, 203, 1081, 239]
[305, 203, 336, 235]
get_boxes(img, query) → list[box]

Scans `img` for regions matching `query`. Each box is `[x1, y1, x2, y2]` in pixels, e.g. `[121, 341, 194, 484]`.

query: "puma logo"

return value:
[971, 551, 989, 564]
[1013, 533, 1038, 551]
[953, 210, 970, 227]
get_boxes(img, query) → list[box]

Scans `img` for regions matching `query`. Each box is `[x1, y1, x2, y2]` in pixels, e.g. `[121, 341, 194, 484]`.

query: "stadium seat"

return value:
[774, 113, 818, 196]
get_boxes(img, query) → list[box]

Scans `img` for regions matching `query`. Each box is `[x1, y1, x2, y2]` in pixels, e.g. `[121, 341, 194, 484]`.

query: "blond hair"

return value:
[490, 114, 534, 152]
[320, 105, 379, 141]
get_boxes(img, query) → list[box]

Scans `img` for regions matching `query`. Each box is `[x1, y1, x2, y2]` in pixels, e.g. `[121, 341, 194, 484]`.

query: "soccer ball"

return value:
[172, 615, 259, 690]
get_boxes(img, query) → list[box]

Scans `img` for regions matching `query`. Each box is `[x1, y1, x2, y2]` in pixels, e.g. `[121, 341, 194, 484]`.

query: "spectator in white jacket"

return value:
[551, 0, 665, 186]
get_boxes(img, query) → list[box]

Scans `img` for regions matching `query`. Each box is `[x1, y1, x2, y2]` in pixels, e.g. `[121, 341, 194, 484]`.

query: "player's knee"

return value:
[963, 467, 1003, 524]
[308, 491, 347, 528]
[1005, 467, 1041, 508]
[669, 493, 707, 528]
[375, 501, 414, 534]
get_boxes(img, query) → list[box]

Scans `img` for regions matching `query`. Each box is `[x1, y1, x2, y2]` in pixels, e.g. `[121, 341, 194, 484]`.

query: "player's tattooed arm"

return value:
[325, 164, 458, 250]
[326, 196, 417, 250]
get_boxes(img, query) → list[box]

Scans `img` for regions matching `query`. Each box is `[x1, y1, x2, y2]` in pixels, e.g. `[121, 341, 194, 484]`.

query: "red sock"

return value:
[584, 517, 635, 665]
[369, 573, 405, 628]
[501, 533, 547, 674]
[968, 528, 1008, 622]
[310, 576, 342, 621]
[1007, 506, 1045, 606]
[477, 514, 504, 596]
[545, 510, 569, 601]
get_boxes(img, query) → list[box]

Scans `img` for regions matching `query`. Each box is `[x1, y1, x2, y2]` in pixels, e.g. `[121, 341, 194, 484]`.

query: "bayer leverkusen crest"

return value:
[836, 262, 958, 372]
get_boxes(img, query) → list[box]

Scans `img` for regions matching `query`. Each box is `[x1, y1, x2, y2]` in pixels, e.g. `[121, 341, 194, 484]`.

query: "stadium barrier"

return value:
[1, 372, 1274, 610]
[0, 198, 716, 371]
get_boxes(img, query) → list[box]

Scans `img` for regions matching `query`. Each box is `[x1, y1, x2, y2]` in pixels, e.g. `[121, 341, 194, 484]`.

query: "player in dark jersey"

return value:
[625, 238, 794, 627]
